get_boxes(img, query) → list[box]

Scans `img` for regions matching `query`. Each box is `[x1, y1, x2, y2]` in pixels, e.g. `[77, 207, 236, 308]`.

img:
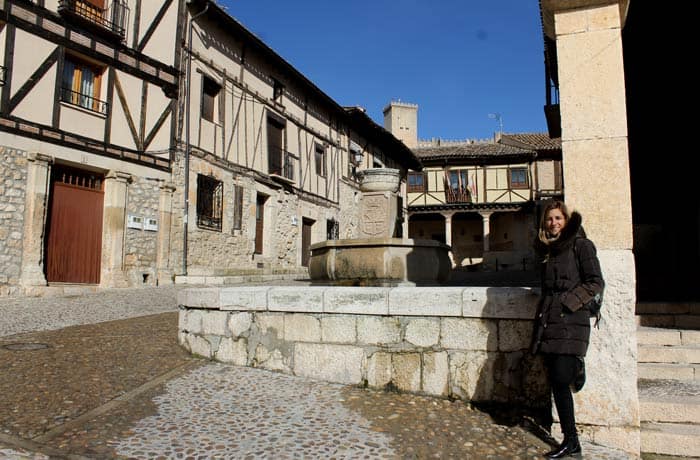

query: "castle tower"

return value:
[383, 101, 418, 148]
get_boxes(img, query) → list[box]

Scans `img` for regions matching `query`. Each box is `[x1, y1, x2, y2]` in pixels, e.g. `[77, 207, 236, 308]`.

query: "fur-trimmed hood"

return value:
[534, 211, 587, 257]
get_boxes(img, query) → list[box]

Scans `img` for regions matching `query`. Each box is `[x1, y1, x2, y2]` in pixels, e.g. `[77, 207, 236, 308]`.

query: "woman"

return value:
[531, 200, 604, 459]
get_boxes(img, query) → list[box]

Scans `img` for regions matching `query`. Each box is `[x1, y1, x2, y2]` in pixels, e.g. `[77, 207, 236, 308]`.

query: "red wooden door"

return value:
[45, 167, 104, 284]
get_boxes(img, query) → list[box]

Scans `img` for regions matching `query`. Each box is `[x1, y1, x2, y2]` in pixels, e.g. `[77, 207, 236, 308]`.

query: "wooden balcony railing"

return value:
[58, 0, 130, 40]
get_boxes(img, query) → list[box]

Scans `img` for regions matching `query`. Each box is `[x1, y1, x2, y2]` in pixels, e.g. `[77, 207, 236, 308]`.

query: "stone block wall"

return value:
[124, 177, 161, 285]
[178, 286, 548, 410]
[178, 280, 640, 455]
[0, 146, 27, 296]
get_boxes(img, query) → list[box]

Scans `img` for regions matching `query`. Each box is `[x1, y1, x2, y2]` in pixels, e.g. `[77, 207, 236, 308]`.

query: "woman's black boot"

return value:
[544, 436, 581, 458]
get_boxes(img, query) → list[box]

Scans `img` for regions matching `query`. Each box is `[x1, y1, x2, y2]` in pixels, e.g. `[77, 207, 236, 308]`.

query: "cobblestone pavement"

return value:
[0, 285, 637, 459]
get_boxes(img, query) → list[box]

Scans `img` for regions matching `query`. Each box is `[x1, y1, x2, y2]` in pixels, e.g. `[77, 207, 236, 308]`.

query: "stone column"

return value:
[479, 212, 492, 253]
[542, 0, 637, 454]
[19, 153, 53, 288]
[443, 212, 455, 267]
[101, 170, 131, 288]
[156, 182, 176, 285]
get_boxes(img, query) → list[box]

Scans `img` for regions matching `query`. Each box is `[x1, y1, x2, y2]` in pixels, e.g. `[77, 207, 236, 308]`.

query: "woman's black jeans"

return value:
[544, 353, 583, 439]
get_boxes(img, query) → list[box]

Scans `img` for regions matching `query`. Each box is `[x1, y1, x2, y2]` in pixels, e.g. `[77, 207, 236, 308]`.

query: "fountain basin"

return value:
[357, 168, 401, 193]
[309, 237, 451, 286]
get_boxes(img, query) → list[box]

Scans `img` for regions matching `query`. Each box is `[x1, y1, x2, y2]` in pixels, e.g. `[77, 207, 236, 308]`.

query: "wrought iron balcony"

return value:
[58, 0, 129, 41]
[60, 87, 109, 115]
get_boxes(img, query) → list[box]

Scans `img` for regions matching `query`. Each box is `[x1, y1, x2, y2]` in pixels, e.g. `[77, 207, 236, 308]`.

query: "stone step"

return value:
[638, 314, 700, 329]
[637, 302, 700, 316]
[637, 327, 700, 347]
[639, 362, 700, 381]
[640, 422, 700, 457]
[638, 344, 700, 365]
[638, 380, 700, 424]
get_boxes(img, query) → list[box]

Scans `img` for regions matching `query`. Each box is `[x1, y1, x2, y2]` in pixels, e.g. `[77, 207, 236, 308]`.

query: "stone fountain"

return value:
[308, 168, 451, 286]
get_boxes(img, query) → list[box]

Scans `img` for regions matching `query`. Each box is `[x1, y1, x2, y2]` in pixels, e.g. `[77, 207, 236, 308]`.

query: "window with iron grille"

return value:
[232, 184, 244, 231]
[326, 218, 339, 240]
[315, 143, 326, 177]
[201, 76, 220, 123]
[509, 167, 528, 189]
[197, 174, 223, 231]
[407, 172, 426, 192]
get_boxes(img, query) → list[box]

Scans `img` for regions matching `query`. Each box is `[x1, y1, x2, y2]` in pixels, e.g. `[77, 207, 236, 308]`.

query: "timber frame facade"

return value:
[172, 0, 419, 278]
[406, 133, 562, 270]
[0, 0, 180, 294]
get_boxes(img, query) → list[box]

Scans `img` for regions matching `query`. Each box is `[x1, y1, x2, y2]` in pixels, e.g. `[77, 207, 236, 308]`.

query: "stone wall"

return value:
[124, 177, 161, 285]
[178, 280, 640, 455]
[0, 146, 27, 296]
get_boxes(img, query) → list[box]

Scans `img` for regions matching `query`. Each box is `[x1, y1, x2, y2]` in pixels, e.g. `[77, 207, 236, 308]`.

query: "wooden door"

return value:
[301, 218, 314, 267]
[254, 194, 266, 254]
[45, 166, 104, 284]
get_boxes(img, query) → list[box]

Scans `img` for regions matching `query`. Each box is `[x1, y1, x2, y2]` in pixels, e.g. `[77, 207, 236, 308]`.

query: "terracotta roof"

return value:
[413, 142, 533, 162]
[499, 133, 561, 151]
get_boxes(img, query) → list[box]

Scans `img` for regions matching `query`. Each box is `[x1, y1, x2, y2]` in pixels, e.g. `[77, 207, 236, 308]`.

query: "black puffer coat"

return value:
[531, 212, 604, 357]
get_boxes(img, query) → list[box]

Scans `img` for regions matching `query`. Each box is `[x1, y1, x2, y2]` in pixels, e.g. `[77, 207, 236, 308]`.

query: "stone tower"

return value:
[383, 101, 418, 148]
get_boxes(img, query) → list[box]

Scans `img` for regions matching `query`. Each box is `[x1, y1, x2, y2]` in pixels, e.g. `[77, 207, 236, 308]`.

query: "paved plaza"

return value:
[0, 285, 637, 459]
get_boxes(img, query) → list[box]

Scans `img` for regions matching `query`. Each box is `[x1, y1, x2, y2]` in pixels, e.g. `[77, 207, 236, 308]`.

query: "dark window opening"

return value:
[509, 167, 528, 189]
[201, 76, 220, 122]
[197, 174, 223, 231]
[407, 172, 426, 192]
[327, 218, 339, 240]
[315, 143, 326, 177]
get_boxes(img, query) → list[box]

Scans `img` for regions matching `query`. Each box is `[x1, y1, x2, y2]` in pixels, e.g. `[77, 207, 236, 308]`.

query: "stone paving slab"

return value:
[0, 285, 639, 459]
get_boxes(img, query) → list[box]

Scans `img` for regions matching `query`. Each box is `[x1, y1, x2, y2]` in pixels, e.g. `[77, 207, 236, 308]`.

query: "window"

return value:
[315, 143, 326, 177]
[197, 174, 223, 231]
[444, 169, 473, 203]
[201, 76, 220, 122]
[232, 184, 244, 231]
[267, 115, 285, 175]
[407, 172, 426, 192]
[272, 78, 284, 102]
[61, 55, 107, 114]
[509, 167, 528, 189]
[327, 218, 339, 240]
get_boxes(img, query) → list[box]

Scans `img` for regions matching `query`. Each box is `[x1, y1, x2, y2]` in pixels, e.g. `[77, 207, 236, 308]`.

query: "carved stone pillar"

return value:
[156, 182, 176, 284]
[101, 171, 131, 288]
[19, 153, 53, 287]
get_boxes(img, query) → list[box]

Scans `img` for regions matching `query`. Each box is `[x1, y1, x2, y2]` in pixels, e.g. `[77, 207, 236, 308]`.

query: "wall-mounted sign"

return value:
[144, 217, 158, 232]
[127, 215, 143, 230]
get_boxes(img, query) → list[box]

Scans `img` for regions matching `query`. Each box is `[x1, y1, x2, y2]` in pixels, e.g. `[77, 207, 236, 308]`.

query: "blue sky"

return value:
[218, 0, 546, 141]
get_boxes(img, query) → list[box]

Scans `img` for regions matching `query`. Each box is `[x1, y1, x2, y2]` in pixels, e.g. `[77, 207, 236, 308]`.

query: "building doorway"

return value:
[44, 165, 104, 284]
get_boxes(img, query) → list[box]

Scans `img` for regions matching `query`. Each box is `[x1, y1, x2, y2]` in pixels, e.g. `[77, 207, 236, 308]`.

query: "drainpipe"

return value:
[183, 0, 209, 275]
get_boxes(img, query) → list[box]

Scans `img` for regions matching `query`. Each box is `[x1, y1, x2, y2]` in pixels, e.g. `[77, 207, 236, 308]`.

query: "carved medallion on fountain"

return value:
[309, 168, 451, 286]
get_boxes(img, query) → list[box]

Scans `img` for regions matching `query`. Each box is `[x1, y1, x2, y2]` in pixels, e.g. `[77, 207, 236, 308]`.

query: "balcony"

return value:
[445, 187, 472, 204]
[0, 65, 6, 86]
[268, 148, 297, 184]
[58, 0, 129, 41]
[60, 87, 109, 115]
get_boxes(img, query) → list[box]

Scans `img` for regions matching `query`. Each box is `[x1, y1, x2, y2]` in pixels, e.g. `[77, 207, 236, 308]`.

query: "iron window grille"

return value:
[0, 65, 6, 86]
[269, 147, 296, 182]
[197, 174, 223, 231]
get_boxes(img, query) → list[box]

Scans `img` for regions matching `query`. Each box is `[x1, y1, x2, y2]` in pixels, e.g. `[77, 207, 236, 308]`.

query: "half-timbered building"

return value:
[173, 0, 420, 279]
[0, 0, 180, 295]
